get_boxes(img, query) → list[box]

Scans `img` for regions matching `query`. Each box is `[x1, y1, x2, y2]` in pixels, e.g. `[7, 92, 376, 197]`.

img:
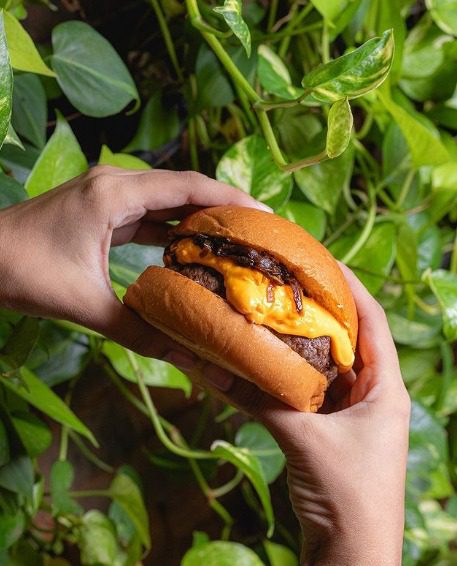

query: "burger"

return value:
[124, 206, 358, 412]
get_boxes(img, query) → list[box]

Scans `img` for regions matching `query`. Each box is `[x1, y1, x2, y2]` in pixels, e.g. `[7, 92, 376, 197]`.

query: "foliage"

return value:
[0, 0, 456, 564]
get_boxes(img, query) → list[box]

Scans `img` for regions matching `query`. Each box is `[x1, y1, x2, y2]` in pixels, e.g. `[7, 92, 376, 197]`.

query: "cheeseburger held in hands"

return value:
[124, 206, 358, 412]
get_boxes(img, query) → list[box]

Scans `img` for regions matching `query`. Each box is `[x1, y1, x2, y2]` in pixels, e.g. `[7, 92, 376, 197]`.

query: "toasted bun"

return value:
[174, 206, 358, 349]
[124, 206, 358, 413]
[124, 266, 327, 412]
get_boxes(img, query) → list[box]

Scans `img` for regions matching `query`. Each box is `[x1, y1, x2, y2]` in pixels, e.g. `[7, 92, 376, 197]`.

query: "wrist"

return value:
[300, 503, 404, 566]
[0, 208, 21, 311]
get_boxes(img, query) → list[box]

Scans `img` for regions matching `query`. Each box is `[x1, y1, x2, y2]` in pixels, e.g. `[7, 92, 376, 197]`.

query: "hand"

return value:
[199, 265, 411, 566]
[0, 166, 270, 366]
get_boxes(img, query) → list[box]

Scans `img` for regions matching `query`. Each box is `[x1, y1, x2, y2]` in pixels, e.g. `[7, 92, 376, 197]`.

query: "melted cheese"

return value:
[174, 239, 354, 370]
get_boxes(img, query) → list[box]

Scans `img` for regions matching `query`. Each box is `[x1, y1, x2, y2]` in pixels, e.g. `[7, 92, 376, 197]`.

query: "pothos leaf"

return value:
[0, 11, 13, 150]
[211, 440, 274, 536]
[302, 29, 395, 102]
[214, 0, 251, 57]
[423, 269, 457, 342]
[257, 44, 303, 100]
[426, 0, 457, 35]
[326, 97, 353, 158]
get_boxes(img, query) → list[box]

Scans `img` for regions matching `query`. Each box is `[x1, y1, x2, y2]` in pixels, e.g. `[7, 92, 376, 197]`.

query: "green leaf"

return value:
[50, 460, 82, 515]
[301, 30, 394, 102]
[12, 73, 47, 149]
[330, 222, 396, 295]
[214, 0, 251, 57]
[3, 11, 55, 76]
[0, 419, 9, 467]
[123, 91, 180, 152]
[11, 411, 51, 458]
[109, 472, 151, 550]
[80, 510, 120, 565]
[211, 440, 274, 536]
[387, 311, 442, 348]
[0, 143, 40, 184]
[257, 45, 303, 100]
[276, 201, 327, 241]
[216, 134, 292, 210]
[0, 173, 25, 210]
[408, 401, 450, 498]
[99, 145, 151, 170]
[0, 316, 40, 372]
[326, 97, 353, 158]
[378, 86, 449, 167]
[51, 21, 139, 117]
[182, 541, 265, 566]
[426, 0, 457, 35]
[195, 45, 234, 111]
[0, 454, 33, 498]
[423, 269, 457, 341]
[109, 243, 163, 287]
[103, 342, 191, 395]
[235, 423, 285, 484]
[0, 11, 12, 150]
[1, 367, 96, 444]
[310, 0, 353, 24]
[294, 142, 353, 215]
[4, 123, 23, 149]
[0, 510, 25, 549]
[263, 541, 298, 566]
[25, 111, 88, 197]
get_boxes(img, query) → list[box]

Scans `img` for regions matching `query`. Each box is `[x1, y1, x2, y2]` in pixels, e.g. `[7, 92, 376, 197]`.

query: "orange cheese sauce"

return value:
[174, 239, 354, 370]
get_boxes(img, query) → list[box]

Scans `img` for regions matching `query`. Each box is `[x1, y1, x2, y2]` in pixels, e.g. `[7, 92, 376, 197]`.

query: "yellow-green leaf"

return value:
[99, 145, 151, 170]
[3, 11, 55, 76]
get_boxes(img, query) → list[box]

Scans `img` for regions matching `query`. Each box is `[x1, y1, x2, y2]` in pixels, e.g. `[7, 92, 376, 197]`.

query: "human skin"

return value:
[0, 167, 410, 565]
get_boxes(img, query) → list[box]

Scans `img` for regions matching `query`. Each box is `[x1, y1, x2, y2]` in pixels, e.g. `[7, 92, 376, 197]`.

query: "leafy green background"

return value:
[0, 0, 457, 564]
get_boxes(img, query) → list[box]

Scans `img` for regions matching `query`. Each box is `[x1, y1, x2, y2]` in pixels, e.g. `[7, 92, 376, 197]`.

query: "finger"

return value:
[112, 221, 171, 247]
[122, 170, 273, 213]
[144, 205, 202, 222]
[89, 294, 198, 367]
[338, 263, 399, 374]
[193, 363, 302, 438]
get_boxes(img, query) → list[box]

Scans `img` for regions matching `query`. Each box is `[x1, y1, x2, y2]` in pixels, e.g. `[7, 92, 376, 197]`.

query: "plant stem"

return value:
[450, 229, 457, 274]
[68, 430, 115, 475]
[341, 198, 377, 264]
[267, 21, 323, 42]
[256, 109, 288, 166]
[321, 21, 330, 63]
[283, 150, 328, 172]
[126, 350, 213, 460]
[413, 295, 440, 315]
[188, 118, 199, 170]
[257, 89, 310, 111]
[355, 110, 374, 140]
[150, 0, 184, 81]
[69, 489, 109, 498]
[267, 0, 279, 31]
[395, 169, 415, 211]
[278, 2, 314, 57]
[211, 469, 244, 498]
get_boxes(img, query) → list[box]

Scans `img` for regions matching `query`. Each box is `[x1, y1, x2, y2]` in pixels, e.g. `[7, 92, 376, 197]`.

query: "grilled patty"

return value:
[172, 263, 338, 383]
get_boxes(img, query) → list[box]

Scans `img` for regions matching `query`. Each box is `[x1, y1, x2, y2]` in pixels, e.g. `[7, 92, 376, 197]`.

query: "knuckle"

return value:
[178, 170, 207, 190]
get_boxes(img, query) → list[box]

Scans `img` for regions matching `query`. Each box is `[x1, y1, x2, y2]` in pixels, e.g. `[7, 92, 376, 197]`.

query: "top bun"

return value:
[173, 206, 358, 349]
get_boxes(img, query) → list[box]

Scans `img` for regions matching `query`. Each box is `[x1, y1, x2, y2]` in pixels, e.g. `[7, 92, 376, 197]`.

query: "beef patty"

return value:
[172, 263, 338, 383]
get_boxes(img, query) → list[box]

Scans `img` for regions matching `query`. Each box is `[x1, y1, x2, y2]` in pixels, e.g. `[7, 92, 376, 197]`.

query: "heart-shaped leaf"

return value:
[51, 21, 139, 117]
[302, 29, 395, 102]
[326, 97, 353, 158]
[3, 11, 55, 76]
[257, 44, 303, 100]
[427, 0, 457, 35]
[423, 269, 457, 341]
[182, 541, 265, 566]
[214, 0, 251, 57]
[0, 11, 12, 150]
[12, 73, 47, 149]
[216, 134, 292, 210]
[25, 112, 88, 197]
[99, 145, 151, 170]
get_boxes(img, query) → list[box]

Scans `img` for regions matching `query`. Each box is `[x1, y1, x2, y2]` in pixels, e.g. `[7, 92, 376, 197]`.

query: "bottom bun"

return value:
[124, 266, 328, 412]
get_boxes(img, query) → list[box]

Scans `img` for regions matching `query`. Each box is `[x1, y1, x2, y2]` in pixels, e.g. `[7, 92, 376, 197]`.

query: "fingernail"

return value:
[204, 364, 234, 391]
[163, 351, 196, 372]
[256, 202, 273, 213]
